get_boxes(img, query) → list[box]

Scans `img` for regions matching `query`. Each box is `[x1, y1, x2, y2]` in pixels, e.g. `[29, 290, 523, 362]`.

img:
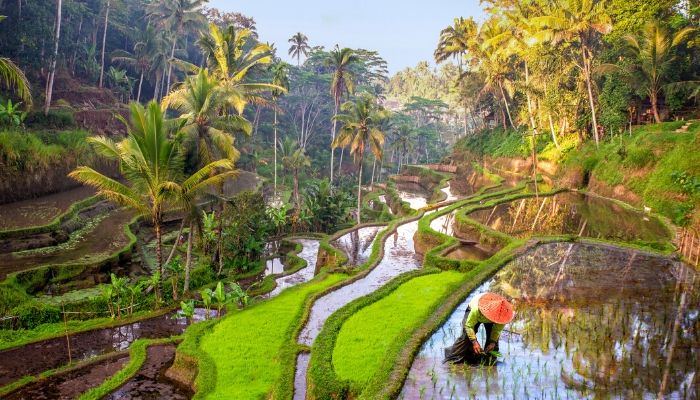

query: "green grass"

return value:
[197, 273, 347, 399]
[332, 271, 465, 387]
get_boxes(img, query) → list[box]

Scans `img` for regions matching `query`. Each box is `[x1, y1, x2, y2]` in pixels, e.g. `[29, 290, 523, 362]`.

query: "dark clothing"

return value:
[443, 306, 500, 364]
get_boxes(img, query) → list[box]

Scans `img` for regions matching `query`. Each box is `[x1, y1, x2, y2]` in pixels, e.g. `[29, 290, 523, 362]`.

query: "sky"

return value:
[208, 0, 486, 75]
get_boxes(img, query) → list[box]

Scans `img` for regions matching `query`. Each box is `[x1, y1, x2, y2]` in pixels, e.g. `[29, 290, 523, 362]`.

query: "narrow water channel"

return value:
[401, 242, 699, 400]
[331, 226, 382, 267]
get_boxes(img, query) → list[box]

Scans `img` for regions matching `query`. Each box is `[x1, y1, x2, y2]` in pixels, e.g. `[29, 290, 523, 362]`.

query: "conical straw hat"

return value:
[478, 293, 514, 324]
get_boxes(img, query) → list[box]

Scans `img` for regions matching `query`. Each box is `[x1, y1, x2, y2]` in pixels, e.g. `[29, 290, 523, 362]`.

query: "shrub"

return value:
[11, 302, 61, 329]
[25, 110, 75, 129]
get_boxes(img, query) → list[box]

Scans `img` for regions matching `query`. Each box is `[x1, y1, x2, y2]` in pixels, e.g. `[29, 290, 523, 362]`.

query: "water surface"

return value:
[401, 242, 699, 399]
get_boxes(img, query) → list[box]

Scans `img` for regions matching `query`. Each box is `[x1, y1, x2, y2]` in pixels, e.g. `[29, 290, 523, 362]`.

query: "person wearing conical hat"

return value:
[464, 292, 514, 354]
[443, 292, 514, 364]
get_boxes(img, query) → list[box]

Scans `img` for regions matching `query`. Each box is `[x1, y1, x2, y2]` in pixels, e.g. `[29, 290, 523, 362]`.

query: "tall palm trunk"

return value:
[548, 114, 560, 149]
[581, 45, 600, 147]
[370, 156, 376, 186]
[274, 109, 278, 195]
[136, 71, 144, 103]
[650, 90, 661, 123]
[155, 220, 163, 278]
[166, 36, 176, 96]
[498, 81, 515, 129]
[293, 169, 300, 209]
[356, 159, 363, 224]
[98, 0, 110, 88]
[45, 0, 62, 115]
[165, 218, 186, 267]
[183, 221, 193, 293]
[338, 148, 345, 175]
[330, 99, 339, 183]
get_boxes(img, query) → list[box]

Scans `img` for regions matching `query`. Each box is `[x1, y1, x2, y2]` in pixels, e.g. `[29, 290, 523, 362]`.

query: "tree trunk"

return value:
[274, 109, 278, 195]
[370, 156, 376, 186]
[98, 0, 110, 88]
[498, 81, 515, 129]
[548, 114, 560, 149]
[155, 221, 163, 278]
[166, 36, 176, 96]
[650, 91, 661, 123]
[338, 148, 345, 176]
[293, 170, 300, 209]
[330, 98, 339, 183]
[165, 218, 186, 267]
[183, 221, 193, 293]
[136, 71, 144, 103]
[356, 160, 363, 224]
[582, 46, 600, 147]
[44, 0, 62, 115]
[153, 71, 160, 101]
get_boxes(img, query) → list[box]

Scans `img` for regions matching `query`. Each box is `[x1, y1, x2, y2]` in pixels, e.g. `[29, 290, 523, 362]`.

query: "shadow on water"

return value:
[331, 226, 382, 267]
[401, 242, 699, 399]
[468, 192, 671, 243]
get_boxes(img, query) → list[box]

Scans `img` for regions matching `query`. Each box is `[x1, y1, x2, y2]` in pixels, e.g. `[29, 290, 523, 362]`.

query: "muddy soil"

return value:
[105, 344, 191, 399]
[0, 186, 96, 231]
[0, 309, 211, 386]
[0, 208, 134, 280]
[444, 244, 492, 261]
[468, 191, 671, 243]
[331, 226, 382, 267]
[4, 354, 129, 400]
[401, 242, 699, 399]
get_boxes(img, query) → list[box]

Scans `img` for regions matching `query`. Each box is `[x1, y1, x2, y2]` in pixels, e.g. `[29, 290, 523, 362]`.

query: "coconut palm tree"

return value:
[435, 17, 477, 66]
[112, 26, 168, 103]
[147, 0, 207, 96]
[333, 95, 386, 224]
[530, 0, 612, 146]
[69, 101, 235, 281]
[161, 68, 249, 167]
[326, 47, 358, 183]
[0, 17, 32, 106]
[271, 62, 289, 196]
[280, 138, 311, 210]
[619, 21, 695, 123]
[288, 32, 311, 66]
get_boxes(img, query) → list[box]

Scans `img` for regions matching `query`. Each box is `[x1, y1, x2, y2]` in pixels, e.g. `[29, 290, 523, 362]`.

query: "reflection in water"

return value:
[401, 243, 699, 399]
[396, 183, 430, 210]
[444, 244, 491, 261]
[331, 226, 381, 266]
[431, 210, 457, 236]
[265, 258, 285, 275]
[0, 309, 214, 386]
[267, 239, 320, 298]
[469, 192, 670, 243]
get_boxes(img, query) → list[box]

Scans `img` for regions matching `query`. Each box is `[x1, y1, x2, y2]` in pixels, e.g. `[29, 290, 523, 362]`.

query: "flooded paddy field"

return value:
[468, 192, 671, 244]
[401, 242, 699, 399]
[396, 183, 431, 210]
[0, 186, 96, 231]
[331, 226, 382, 267]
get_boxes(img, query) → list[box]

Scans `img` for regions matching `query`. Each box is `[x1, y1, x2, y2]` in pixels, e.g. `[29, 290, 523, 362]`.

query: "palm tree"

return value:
[69, 101, 235, 280]
[435, 17, 477, 67]
[112, 26, 167, 103]
[619, 21, 695, 123]
[0, 17, 32, 106]
[271, 62, 289, 196]
[196, 23, 280, 113]
[44, 0, 62, 114]
[288, 32, 311, 66]
[162, 69, 248, 167]
[333, 96, 386, 224]
[530, 0, 612, 146]
[392, 124, 416, 172]
[280, 138, 311, 210]
[326, 47, 358, 183]
[98, 0, 112, 88]
[147, 0, 207, 96]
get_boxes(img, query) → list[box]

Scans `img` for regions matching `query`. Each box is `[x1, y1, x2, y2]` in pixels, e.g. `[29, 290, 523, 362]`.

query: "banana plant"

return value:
[0, 100, 27, 127]
[200, 287, 214, 318]
[165, 255, 184, 301]
[109, 273, 128, 319]
[179, 300, 195, 323]
[229, 282, 249, 307]
[102, 285, 115, 318]
[213, 281, 229, 315]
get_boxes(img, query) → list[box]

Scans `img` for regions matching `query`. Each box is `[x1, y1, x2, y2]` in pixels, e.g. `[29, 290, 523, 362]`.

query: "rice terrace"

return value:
[0, 0, 698, 398]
